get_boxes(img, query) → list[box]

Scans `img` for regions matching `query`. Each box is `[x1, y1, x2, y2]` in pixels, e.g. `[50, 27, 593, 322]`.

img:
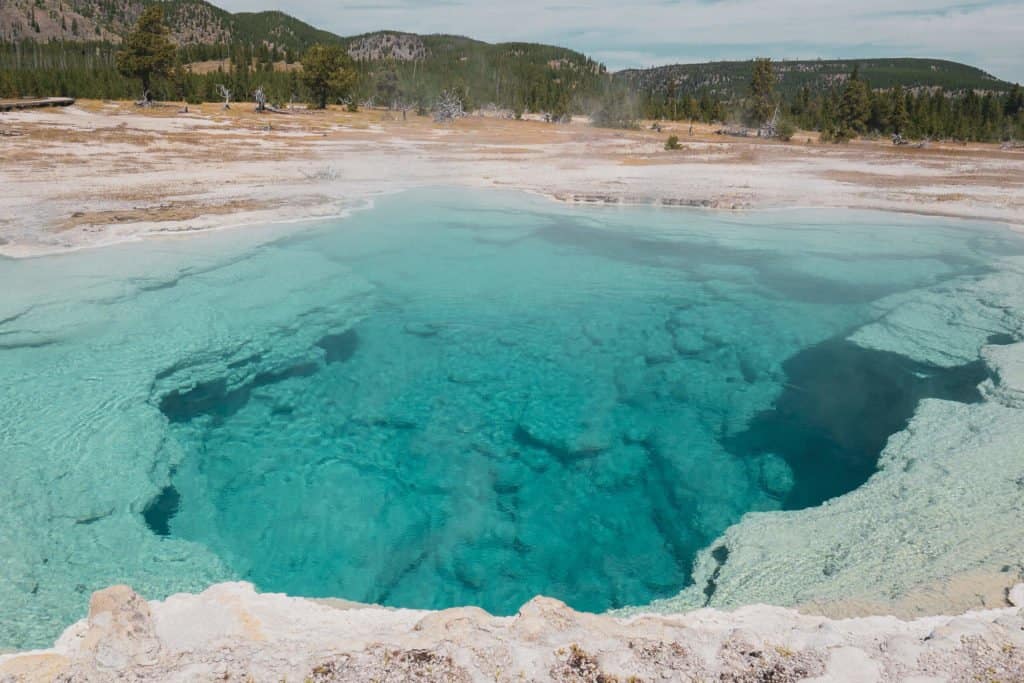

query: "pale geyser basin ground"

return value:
[2, 189, 1024, 650]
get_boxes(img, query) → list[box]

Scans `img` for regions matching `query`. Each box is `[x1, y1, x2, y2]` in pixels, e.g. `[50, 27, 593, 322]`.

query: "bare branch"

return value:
[216, 84, 232, 110]
[433, 90, 465, 124]
[254, 87, 267, 113]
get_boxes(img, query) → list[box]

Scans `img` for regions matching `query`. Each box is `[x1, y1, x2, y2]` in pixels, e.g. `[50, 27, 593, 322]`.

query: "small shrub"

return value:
[552, 644, 615, 682]
[775, 119, 796, 141]
[820, 126, 854, 144]
[346, 101, 358, 113]
[664, 135, 681, 150]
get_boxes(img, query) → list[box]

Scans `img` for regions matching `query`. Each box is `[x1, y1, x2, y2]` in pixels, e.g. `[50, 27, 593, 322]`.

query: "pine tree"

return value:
[890, 85, 909, 135]
[116, 6, 175, 101]
[375, 68, 400, 108]
[746, 57, 776, 127]
[301, 44, 356, 109]
[1007, 85, 1024, 118]
[838, 66, 871, 136]
[0, 69, 16, 98]
[170, 56, 191, 102]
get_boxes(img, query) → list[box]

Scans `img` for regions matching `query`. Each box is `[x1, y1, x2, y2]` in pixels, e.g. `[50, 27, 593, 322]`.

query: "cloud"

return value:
[215, 0, 1024, 82]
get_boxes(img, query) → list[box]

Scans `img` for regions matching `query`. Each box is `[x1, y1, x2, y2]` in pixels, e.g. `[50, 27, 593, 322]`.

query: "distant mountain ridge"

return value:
[0, 0, 1017, 94]
[0, 0, 598, 69]
[617, 58, 1017, 96]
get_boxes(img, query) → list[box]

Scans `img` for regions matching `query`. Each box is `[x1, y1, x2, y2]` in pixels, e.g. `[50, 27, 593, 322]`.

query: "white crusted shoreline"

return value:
[2, 102, 1023, 259]
[1, 581, 1022, 682]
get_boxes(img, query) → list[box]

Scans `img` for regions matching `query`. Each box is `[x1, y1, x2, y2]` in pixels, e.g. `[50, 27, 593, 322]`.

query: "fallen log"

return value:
[716, 126, 751, 138]
[0, 97, 75, 112]
[264, 106, 307, 115]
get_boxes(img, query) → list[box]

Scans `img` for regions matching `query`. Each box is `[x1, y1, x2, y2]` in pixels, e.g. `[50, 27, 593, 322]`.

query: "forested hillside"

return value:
[618, 58, 1016, 100]
[630, 59, 1024, 143]
[0, 21, 606, 116]
[0, 0, 338, 53]
[1, 0, 1022, 142]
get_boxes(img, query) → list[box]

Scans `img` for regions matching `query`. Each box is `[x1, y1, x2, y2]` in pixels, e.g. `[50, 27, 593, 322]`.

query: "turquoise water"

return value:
[0, 189, 1020, 647]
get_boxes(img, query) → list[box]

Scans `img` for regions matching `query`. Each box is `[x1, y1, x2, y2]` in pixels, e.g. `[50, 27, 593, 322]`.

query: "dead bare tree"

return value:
[433, 90, 465, 124]
[254, 87, 267, 113]
[216, 84, 232, 110]
[758, 105, 780, 138]
[393, 98, 417, 121]
[479, 103, 507, 119]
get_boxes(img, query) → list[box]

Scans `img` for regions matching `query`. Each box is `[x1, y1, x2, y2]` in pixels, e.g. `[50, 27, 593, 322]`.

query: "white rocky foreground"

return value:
[1, 582, 1023, 682]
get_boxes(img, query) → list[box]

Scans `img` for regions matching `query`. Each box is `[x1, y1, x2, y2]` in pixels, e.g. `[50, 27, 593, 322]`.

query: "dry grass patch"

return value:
[824, 170, 928, 189]
[56, 198, 282, 231]
[17, 124, 155, 146]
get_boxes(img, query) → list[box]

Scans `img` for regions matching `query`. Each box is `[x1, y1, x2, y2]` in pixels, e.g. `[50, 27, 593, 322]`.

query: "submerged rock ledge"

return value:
[1, 581, 1023, 682]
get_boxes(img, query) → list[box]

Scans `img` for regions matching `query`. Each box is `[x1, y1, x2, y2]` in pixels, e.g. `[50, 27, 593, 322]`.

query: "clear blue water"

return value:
[149, 193, 1009, 613]
[1, 189, 1020, 646]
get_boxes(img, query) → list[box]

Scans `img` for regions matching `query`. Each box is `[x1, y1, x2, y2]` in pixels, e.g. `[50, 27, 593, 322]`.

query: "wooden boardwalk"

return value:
[0, 97, 75, 112]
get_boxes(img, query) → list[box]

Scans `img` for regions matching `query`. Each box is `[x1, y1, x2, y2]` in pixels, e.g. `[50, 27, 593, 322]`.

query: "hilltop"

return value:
[0, 0, 596, 68]
[0, 0, 341, 52]
[617, 58, 1018, 97]
[1, 0, 1020, 142]
[1, 0, 1015, 94]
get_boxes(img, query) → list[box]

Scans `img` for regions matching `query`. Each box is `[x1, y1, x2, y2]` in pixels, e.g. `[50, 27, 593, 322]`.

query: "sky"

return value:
[216, 0, 1024, 83]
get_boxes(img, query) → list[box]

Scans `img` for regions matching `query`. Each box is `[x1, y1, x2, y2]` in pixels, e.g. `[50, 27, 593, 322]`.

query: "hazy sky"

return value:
[218, 0, 1024, 83]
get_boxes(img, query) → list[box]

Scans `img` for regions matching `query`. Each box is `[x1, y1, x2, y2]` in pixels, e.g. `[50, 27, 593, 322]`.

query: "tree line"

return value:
[787, 72, 1024, 142]
[0, 7, 609, 116]
[3, 11, 1022, 142]
[639, 58, 1024, 142]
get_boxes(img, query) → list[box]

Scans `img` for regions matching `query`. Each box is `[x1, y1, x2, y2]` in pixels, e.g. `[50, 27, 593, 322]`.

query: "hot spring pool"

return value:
[2, 189, 1022, 648]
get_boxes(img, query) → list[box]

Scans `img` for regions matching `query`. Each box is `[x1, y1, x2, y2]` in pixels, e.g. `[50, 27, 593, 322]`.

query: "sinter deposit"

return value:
[1, 581, 1023, 682]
